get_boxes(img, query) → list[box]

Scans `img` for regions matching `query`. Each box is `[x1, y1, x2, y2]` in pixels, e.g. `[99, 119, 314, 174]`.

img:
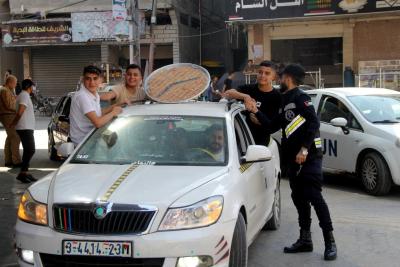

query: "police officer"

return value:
[245, 64, 337, 261]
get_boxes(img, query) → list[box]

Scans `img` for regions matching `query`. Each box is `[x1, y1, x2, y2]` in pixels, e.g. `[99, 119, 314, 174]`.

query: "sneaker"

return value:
[16, 174, 32, 184]
[26, 174, 38, 182]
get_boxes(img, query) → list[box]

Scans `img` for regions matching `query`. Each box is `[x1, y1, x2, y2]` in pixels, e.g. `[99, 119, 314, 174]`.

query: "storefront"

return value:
[227, 1, 400, 89]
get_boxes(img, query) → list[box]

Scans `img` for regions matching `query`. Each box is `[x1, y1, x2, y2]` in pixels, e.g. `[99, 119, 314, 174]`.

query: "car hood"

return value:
[372, 123, 400, 138]
[50, 164, 228, 206]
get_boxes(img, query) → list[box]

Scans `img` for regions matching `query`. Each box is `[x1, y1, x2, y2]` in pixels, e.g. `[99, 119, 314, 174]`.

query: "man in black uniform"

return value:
[224, 61, 281, 145]
[246, 64, 337, 261]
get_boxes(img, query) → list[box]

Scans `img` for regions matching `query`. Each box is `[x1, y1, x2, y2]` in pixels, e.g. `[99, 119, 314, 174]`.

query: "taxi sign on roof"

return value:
[144, 63, 210, 103]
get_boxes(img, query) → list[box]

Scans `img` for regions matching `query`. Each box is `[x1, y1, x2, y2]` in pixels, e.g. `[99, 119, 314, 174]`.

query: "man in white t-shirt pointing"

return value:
[70, 65, 122, 145]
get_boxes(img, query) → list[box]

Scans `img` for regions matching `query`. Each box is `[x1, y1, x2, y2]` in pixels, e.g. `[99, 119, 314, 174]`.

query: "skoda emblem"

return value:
[93, 206, 107, 220]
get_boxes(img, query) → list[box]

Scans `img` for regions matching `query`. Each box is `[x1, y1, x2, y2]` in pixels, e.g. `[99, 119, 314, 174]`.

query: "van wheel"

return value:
[264, 179, 281, 230]
[359, 152, 392, 196]
[229, 213, 247, 267]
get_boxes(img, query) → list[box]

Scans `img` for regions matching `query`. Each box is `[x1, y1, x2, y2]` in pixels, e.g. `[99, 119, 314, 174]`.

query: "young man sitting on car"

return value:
[70, 66, 122, 146]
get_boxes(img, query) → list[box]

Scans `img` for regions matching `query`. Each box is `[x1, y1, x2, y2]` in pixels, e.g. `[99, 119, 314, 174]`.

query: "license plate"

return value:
[63, 240, 132, 257]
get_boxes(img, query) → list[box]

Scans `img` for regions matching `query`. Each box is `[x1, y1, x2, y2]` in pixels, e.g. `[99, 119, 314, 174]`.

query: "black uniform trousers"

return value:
[16, 130, 35, 172]
[288, 158, 333, 232]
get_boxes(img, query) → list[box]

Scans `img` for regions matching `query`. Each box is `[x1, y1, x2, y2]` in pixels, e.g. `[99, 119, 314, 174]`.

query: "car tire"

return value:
[229, 213, 247, 267]
[263, 179, 281, 230]
[359, 152, 392, 196]
[48, 133, 58, 161]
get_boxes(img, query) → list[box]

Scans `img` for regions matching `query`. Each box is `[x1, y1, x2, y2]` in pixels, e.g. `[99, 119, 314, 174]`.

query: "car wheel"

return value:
[359, 152, 392, 196]
[48, 133, 58, 161]
[229, 213, 247, 267]
[264, 179, 281, 230]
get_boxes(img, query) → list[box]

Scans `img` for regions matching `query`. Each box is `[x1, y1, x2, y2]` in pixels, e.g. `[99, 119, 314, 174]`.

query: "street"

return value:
[1, 117, 400, 267]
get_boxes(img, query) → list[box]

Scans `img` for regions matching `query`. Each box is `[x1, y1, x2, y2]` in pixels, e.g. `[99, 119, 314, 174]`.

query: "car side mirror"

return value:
[58, 115, 69, 122]
[330, 117, 350, 135]
[58, 142, 75, 158]
[242, 145, 273, 163]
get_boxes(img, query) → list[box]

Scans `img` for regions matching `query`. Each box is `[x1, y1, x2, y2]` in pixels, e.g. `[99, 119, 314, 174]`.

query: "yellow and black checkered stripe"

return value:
[285, 115, 306, 138]
[100, 164, 139, 202]
[239, 163, 253, 173]
[314, 137, 322, 149]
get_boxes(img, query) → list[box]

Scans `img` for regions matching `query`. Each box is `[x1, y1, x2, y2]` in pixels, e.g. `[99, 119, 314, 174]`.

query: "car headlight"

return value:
[18, 191, 47, 225]
[159, 196, 223, 231]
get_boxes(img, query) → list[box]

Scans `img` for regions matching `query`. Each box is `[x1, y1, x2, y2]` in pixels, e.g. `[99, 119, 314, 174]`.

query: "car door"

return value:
[233, 113, 267, 236]
[52, 96, 66, 145]
[318, 94, 364, 172]
[58, 96, 71, 144]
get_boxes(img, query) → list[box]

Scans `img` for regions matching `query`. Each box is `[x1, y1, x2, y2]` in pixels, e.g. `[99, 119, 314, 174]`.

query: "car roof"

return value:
[307, 87, 400, 97]
[121, 101, 233, 118]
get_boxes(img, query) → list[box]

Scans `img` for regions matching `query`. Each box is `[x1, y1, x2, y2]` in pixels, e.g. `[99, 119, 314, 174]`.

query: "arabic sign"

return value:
[2, 21, 72, 47]
[113, 0, 128, 21]
[71, 11, 129, 42]
[228, 0, 400, 21]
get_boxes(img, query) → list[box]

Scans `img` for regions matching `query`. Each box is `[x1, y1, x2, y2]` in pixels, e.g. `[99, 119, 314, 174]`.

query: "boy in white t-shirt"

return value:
[9, 79, 37, 183]
[70, 66, 122, 145]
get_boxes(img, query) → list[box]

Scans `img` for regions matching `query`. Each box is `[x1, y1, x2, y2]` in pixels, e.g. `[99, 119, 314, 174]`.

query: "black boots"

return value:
[323, 231, 337, 261]
[284, 229, 313, 253]
[284, 229, 337, 261]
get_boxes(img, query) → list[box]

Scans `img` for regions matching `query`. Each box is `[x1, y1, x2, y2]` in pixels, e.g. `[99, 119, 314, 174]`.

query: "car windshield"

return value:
[348, 95, 400, 123]
[71, 115, 228, 166]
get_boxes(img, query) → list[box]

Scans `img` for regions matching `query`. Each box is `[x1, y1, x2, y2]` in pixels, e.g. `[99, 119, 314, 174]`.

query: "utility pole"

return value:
[130, 0, 140, 65]
[148, 0, 157, 73]
[199, 0, 202, 66]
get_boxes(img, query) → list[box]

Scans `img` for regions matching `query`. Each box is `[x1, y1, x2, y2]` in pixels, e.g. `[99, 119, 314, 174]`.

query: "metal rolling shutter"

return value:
[31, 46, 101, 96]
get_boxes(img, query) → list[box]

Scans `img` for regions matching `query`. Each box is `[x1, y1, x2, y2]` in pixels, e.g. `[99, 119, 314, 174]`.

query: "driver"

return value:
[194, 124, 225, 162]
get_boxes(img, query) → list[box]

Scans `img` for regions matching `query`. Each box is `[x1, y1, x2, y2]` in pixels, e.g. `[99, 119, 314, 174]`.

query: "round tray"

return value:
[144, 63, 211, 103]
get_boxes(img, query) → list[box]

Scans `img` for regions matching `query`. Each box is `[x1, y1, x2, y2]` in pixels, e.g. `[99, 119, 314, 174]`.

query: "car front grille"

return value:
[40, 254, 165, 267]
[53, 204, 156, 235]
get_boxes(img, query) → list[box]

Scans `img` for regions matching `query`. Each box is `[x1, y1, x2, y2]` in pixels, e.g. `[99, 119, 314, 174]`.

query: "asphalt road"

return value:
[1, 117, 400, 267]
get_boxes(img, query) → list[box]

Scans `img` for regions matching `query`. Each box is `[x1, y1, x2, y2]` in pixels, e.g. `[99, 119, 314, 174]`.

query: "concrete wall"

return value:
[353, 19, 400, 71]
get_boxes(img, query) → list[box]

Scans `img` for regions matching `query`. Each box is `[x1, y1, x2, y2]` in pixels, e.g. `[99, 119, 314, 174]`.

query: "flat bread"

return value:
[145, 64, 210, 103]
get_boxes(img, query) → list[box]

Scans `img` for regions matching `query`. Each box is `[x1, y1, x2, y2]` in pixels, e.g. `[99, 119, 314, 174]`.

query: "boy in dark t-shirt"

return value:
[224, 61, 281, 145]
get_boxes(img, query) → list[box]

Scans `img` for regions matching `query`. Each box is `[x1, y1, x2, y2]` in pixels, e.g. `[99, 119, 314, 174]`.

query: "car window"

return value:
[62, 97, 71, 116]
[55, 97, 66, 114]
[71, 116, 228, 166]
[319, 95, 362, 130]
[348, 95, 400, 123]
[234, 114, 252, 157]
[309, 94, 317, 106]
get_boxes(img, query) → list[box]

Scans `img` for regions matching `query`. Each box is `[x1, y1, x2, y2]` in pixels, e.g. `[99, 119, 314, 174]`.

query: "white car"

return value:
[306, 87, 400, 195]
[15, 102, 281, 267]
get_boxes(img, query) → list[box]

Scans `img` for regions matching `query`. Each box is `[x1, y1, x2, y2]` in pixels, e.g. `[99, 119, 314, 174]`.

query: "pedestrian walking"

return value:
[100, 64, 146, 105]
[224, 60, 282, 145]
[9, 79, 37, 183]
[246, 64, 337, 261]
[70, 65, 122, 146]
[0, 75, 22, 167]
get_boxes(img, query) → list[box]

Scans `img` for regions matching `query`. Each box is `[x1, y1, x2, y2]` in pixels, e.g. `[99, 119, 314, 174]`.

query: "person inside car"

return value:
[100, 64, 146, 106]
[69, 65, 122, 146]
[190, 124, 225, 162]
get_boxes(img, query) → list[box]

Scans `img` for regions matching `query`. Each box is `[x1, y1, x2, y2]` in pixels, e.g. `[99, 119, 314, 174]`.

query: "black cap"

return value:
[281, 64, 306, 84]
[21, 79, 35, 91]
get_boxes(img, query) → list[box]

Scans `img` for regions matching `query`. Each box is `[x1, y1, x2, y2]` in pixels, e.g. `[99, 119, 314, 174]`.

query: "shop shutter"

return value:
[31, 46, 101, 97]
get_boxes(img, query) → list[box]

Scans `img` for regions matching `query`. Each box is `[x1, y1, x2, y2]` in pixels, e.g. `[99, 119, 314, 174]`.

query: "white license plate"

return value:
[63, 240, 132, 257]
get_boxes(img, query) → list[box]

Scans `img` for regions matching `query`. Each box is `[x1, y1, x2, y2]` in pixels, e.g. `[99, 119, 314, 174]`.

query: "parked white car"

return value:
[305, 87, 400, 195]
[15, 102, 281, 267]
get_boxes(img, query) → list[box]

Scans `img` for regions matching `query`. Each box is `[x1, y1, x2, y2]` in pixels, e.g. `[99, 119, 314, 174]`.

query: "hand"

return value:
[249, 113, 261, 126]
[295, 147, 308, 164]
[112, 106, 123, 116]
[223, 90, 234, 99]
[244, 96, 258, 113]
[119, 99, 131, 107]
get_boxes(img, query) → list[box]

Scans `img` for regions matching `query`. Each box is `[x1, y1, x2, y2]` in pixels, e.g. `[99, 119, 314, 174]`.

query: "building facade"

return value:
[226, 1, 400, 89]
[2, 0, 204, 96]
